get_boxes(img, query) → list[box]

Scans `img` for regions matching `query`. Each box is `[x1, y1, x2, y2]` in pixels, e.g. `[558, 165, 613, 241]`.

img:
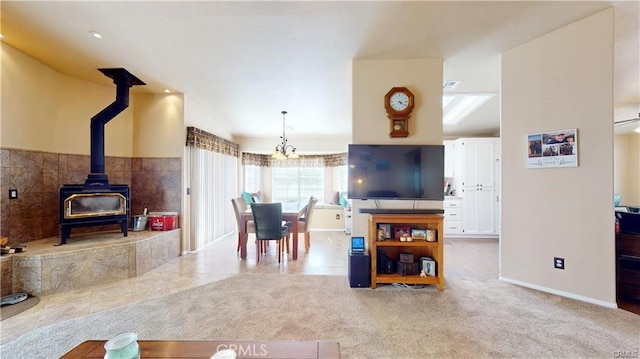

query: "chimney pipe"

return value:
[86, 68, 145, 185]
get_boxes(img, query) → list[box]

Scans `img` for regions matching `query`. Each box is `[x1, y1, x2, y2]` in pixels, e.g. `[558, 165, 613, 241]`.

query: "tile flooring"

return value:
[0, 231, 499, 345]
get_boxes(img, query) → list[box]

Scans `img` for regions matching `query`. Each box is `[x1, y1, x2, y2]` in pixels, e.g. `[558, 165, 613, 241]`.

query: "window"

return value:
[243, 165, 260, 192]
[334, 165, 348, 192]
[272, 167, 324, 208]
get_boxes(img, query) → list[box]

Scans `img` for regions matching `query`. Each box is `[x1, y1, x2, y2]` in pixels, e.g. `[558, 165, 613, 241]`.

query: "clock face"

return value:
[389, 91, 410, 111]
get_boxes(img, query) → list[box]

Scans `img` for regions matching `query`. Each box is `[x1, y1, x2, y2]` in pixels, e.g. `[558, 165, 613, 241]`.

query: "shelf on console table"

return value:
[367, 213, 444, 290]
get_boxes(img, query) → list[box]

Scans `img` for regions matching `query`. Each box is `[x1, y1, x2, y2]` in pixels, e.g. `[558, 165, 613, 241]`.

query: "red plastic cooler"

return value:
[149, 212, 178, 231]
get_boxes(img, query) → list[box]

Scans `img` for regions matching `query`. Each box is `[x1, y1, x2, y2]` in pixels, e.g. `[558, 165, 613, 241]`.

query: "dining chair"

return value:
[285, 196, 318, 254]
[250, 202, 291, 263]
[231, 197, 255, 252]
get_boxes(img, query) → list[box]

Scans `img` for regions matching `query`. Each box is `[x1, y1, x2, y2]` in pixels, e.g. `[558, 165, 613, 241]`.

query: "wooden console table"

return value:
[368, 213, 444, 290]
[61, 340, 340, 359]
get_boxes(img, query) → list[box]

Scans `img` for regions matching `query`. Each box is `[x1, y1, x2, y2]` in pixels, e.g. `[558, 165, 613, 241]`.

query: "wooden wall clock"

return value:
[384, 87, 414, 138]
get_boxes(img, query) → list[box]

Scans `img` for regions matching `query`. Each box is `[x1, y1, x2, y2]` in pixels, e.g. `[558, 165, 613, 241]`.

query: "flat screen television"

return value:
[347, 144, 444, 201]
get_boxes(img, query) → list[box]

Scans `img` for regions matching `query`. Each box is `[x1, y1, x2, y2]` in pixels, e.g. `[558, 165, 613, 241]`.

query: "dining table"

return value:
[239, 203, 306, 260]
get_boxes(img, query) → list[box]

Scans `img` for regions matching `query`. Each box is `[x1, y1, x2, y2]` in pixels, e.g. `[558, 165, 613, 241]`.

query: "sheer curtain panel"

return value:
[186, 127, 239, 251]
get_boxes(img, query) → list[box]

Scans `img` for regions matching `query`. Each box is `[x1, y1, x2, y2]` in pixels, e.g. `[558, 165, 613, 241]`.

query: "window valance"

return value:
[186, 127, 239, 157]
[242, 152, 347, 168]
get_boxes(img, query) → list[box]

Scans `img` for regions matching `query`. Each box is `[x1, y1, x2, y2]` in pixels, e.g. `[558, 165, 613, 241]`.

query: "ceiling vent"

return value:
[443, 80, 462, 90]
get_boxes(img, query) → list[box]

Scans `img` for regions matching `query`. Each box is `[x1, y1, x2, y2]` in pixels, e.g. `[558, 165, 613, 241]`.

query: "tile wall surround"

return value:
[0, 148, 182, 244]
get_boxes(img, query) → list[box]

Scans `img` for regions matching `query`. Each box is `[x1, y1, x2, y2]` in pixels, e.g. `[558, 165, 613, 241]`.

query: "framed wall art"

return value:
[527, 129, 578, 168]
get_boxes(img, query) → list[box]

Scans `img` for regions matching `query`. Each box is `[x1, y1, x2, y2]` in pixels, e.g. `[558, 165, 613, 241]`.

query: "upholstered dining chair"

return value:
[250, 202, 291, 263]
[231, 197, 255, 252]
[285, 196, 318, 254]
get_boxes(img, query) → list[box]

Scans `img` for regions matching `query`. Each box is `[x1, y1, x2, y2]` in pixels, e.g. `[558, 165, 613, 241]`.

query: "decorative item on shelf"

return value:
[397, 262, 420, 276]
[377, 223, 391, 240]
[384, 87, 414, 138]
[420, 257, 436, 276]
[410, 228, 427, 240]
[272, 110, 299, 159]
[426, 229, 437, 242]
[399, 252, 414, 263]
[393, 226, 411, 239]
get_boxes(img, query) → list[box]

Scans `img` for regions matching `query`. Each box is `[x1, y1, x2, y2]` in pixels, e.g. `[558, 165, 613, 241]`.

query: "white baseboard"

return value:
[444, 234, 499, 239]
[310, 228, 349, 232]
[499, 276, 618, 308]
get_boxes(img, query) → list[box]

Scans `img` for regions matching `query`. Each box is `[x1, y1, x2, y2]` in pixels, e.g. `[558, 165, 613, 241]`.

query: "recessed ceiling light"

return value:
[89, 31, 103, 39]
[163, 89, 171, 93]
[634, 126, 640, 134]
[0, 33, 4, 40]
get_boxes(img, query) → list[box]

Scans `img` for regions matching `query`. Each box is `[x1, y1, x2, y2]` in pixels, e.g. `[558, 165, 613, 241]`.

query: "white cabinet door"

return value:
[458, 137, 500, 236]
[460, 138, 496, 187]
[444, 140, 456, 178]
[461, 187, 496, 235]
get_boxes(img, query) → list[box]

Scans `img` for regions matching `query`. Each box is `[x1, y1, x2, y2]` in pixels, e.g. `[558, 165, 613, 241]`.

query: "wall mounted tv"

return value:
[347, 144, 444, 201]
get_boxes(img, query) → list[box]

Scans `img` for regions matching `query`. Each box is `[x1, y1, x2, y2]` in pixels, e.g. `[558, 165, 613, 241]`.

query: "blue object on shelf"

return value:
[614, 193, 622, 206]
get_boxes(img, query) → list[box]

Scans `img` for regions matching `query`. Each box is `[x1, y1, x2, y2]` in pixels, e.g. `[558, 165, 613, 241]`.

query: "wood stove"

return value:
[58, 68, 145, 245]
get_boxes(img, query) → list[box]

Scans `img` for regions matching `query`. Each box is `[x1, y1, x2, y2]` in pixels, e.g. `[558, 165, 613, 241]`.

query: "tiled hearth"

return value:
[3, 229, 180, 296]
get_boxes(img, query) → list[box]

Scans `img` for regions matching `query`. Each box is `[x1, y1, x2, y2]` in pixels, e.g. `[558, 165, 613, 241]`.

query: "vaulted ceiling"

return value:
[1, 1, 638, 137]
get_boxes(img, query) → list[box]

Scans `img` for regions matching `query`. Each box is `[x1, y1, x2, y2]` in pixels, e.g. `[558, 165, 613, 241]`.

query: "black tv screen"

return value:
[347, 144, 444, 201]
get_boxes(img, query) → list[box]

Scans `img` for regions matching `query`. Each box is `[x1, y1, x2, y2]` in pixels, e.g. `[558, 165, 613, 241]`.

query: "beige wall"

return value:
[614, 133, 640, 206]
[312, 206, 346, 230]
[627, 134, 640, 205]
[132, 93, 185, 158]
[351, 58, 444, 238]
[501, 9, 616, 305]
[1, 44, 134, 156]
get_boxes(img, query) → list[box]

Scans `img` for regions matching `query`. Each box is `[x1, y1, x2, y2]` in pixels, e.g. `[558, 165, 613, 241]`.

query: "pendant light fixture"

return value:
[272, 110, 299, 159]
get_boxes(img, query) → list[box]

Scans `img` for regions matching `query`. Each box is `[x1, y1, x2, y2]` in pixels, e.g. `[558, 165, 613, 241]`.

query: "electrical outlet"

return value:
[554, 257, 565, 270]
[336, 214, 340, 220]
[9, 189, 18, 199]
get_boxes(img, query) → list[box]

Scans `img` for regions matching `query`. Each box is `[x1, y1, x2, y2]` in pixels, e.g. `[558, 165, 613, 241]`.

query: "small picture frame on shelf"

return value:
[393, 226, 411, 239]
[411, 228, 427, 240]
[377, 224, 391, 240]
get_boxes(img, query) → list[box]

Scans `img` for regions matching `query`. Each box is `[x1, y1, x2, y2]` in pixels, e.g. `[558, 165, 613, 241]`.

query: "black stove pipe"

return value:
[86, 68, 145, 187]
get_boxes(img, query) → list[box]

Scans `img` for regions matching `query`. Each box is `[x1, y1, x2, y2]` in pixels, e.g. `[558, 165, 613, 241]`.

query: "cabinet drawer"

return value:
[444, 221, 463, 234]
[444, 207, 461, 220]
[444, 199, 462, 208]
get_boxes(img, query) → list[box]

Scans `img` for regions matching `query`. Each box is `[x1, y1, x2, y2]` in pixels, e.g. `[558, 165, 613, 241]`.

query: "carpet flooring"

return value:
[1, 274, 639, 358]
[0, 297, 40, 322]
